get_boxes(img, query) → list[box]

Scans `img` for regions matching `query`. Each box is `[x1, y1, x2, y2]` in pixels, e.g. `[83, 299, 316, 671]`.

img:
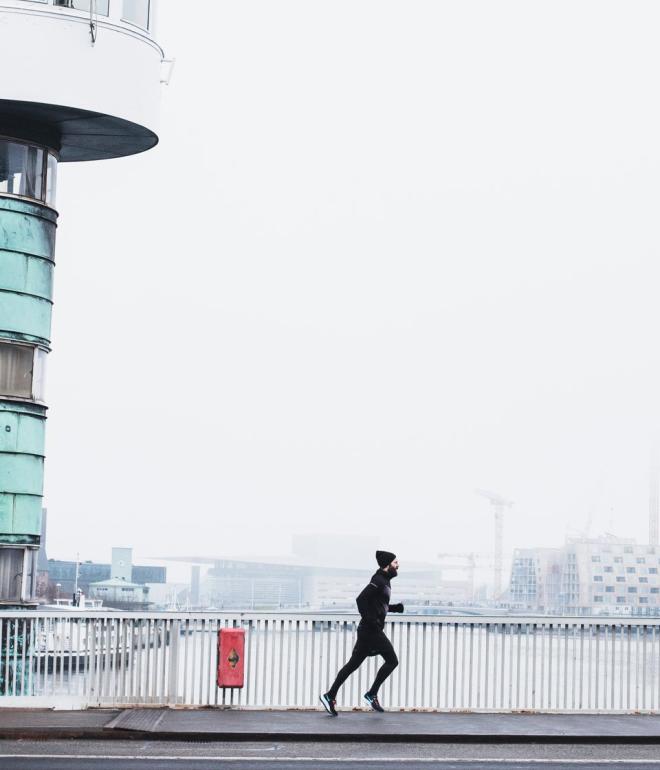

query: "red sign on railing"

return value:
[217, 628, 245, 688]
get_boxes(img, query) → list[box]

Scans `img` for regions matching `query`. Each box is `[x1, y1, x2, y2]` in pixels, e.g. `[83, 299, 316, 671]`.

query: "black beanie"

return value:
[376, 550, 396, 568]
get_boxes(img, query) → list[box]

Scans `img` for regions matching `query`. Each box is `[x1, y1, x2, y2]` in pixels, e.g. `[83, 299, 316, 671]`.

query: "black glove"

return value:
[389, 603, 404, 613]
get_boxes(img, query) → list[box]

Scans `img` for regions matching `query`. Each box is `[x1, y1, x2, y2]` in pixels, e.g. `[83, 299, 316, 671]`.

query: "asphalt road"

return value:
[2, 742, 660, 769]
[2, 760, 660, 770]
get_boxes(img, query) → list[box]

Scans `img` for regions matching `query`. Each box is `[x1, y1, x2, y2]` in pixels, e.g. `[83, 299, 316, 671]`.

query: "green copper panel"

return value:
[12, 495, 42, 536]
[0, 292, 52, 343]
[0, 198, 57, 261]
[0, 494, 41, 538]
[0, 454, 44, 496]
[2, 251, 53, 300]
[14, 413, 45, 456]
[0, 411, 45, 456]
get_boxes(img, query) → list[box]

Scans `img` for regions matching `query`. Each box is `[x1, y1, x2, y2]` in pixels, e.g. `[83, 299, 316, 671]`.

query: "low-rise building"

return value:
[44, 559, 164, 599]
[88, 577, 151, 611]
[87, 547, 153, 611]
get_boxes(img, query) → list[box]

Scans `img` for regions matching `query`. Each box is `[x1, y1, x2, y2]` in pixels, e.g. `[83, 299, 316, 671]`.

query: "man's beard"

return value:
[388, 567, 398, 578]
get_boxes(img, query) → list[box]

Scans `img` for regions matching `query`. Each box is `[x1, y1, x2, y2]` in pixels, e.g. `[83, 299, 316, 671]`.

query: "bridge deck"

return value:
[2, 710, 660, 743]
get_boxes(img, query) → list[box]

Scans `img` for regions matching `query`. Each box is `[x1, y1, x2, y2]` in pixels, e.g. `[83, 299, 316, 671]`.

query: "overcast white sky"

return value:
[42, 1, 660, 575]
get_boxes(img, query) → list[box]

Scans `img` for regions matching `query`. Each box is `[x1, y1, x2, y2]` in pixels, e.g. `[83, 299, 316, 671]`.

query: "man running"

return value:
[320, 550, 403, 716]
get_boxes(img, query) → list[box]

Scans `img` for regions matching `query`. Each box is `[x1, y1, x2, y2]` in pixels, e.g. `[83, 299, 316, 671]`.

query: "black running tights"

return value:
[327, 628, 398, 698]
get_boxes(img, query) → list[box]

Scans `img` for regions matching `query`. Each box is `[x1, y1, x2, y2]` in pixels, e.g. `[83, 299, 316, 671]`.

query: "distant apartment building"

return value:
[509, 548, 563, 612]
[509, 536, 660, 615]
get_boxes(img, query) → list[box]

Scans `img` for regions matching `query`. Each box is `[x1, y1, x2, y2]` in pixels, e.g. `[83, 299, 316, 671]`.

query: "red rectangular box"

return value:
[217, 628, 245, 688]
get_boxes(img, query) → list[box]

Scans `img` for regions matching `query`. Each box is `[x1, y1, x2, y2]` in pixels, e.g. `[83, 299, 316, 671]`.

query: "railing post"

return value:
[168, 618, 181, 705]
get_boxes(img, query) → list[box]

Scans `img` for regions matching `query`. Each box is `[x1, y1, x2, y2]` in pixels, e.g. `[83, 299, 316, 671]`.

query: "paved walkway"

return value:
[1, 710, 660, 742]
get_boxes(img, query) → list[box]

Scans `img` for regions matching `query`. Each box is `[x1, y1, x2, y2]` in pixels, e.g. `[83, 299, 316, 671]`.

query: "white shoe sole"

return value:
[319, 694, 337, 716]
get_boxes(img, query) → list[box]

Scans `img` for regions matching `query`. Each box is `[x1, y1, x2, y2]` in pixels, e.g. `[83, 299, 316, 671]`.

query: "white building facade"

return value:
[509, 537, 660, 615]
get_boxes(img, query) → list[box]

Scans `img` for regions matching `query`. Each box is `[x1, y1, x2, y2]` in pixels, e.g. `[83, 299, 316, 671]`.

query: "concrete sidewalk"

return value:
[1, 709, 660, 743]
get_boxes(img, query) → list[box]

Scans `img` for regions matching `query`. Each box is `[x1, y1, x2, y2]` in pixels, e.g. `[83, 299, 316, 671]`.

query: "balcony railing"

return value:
[2, 611, 660, 711]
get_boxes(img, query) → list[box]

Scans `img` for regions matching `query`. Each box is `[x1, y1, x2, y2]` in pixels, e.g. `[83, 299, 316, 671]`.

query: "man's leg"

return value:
[366, 632, 398, 697]
[327, 637, 369, 699]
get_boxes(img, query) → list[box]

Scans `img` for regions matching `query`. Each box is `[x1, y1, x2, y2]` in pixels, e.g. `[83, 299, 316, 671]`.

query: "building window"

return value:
[624, 546, 634, 554]
[626, 567, 636, 574]
[651, 588, 660, 594]
[614, 557, 623, 563]
[640, 597, 649, 603]
[46, 153, 57, 208]
[594, 596, 604, 602]
[616, 576, 625, 582]
[0, 341, 33, 398]
[640, 577, 649, 583]
[593, 575, 603, 582]
[0, 138, 57, 207]
[122, 0, 149, 29]
[0, 546, 38, 603]
[637, 557, 646, 564]
[53, 0, 109, 14]
[0, 341, 46, 402]
[649, 567, 658, 574]
[605, 586, 615, 592]
[628, 587, 638, 593]
[617, 596, 626, 603]
[604, 566, 614, 572]
[591, 556, 601, 562]
[0, 141, 42, 199]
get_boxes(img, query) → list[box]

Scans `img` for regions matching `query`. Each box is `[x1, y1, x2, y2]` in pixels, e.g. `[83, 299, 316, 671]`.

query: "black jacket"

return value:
[355, 569, 404, 631]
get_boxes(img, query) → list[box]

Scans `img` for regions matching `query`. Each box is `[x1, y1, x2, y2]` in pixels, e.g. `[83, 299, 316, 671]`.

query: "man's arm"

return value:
[388, 602, 404, 613]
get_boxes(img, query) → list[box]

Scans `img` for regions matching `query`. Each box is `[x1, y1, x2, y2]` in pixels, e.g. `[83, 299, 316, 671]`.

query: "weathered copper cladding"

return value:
[0, 197, 56, 546]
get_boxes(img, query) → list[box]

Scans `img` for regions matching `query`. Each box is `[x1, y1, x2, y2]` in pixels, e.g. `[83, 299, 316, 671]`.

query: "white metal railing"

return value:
[2, 611, 660, 711]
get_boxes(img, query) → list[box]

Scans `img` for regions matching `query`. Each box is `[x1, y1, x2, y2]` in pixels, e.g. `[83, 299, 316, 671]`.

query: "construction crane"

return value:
[475, 489, 514, 600]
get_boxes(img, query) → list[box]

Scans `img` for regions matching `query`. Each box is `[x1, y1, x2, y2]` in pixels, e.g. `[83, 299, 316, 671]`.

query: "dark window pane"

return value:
[0, 140, 47, 203]
[0, 548, 25, 602]
[0, 342, 33, 398]
[53, 0, 109, 15]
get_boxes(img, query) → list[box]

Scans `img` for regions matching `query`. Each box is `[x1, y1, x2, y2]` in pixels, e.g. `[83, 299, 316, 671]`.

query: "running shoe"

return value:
[320, 692, 338, 716]
[364, 692, 385, 712]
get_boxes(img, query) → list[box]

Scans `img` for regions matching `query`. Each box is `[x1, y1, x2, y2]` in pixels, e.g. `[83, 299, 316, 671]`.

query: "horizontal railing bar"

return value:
[2, 611, 660, 627]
